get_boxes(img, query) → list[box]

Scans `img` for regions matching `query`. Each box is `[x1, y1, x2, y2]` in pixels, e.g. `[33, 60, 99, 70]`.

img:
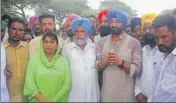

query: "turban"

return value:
[130, 17, 141, 32]
[141, 13, 157, 29]
[29, 16, 39, 29]
[72, 18, 92, 36]
[97, 8, 109, 24]
[64, 13, 80, 27]
[108, 9, 128, 28]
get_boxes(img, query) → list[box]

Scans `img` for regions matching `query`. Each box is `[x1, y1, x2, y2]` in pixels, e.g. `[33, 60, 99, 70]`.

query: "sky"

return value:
[88, 0, 176, 16]
[26, 0, 176, 17]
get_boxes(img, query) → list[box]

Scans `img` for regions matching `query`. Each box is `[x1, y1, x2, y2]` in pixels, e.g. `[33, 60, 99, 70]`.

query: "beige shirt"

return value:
[3, 41, 29, 102]
[96, 33, 142, 102]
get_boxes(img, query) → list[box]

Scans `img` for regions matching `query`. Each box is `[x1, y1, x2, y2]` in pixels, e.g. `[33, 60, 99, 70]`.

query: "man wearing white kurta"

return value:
[135, 45, 160, 100]
[62, 18, 100, 102]
[134, 13, 158, 102]
[1, 43, 10, 102]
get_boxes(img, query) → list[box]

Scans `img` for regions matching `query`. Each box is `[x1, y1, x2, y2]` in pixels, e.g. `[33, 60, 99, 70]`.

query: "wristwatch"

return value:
[118, 60, 124, 68]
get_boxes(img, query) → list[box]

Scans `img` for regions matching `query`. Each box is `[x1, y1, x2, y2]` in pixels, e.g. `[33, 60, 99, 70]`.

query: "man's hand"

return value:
[4, 69, 12, 79]
[136, 93, 148, 103]
[97, 59, 109, 69]
[35, 93, 53, 102]
[108, 52, 122, 65]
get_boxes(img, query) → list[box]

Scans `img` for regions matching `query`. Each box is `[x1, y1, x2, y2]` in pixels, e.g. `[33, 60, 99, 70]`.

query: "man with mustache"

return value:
[3, 18, 29, 102]
[149, 14, 176, 102]
[94, 9, 110, 89]
[62, 13, 80, 44]
[29, 14, 63, 56]
[134, 13, 158, 103]
[29, 16, 41, 37]
[94, 9, 110, 45]
[96, 9, 141, 102]
[62, 18, 100, 102]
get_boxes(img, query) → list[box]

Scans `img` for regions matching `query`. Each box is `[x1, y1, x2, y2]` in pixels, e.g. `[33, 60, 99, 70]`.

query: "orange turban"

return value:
[97, 8, 109, 24]
[141, 13, 157, 30]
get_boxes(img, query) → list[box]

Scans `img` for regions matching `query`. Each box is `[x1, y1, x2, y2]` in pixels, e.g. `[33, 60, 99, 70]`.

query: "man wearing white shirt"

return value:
[135, 13, 158, 102]
[150, 13, 176, 102]
[62, 18, 100, 102]
[1, 43, 10, 102]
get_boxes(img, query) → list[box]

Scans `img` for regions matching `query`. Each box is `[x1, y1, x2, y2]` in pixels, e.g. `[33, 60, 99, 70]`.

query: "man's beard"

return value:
[74, 36, 88, 46]
[43, 27, 55, 33]
[144, 33, 156, 47]
[9, 36, 21, 42]
[99, 26, 110, 37]
[34, 31, 41, 36]
[34, 28, 41, 36]
[158, 38, 176, 53]
[66, 30, 74, 38]
[110, 27, 123, 35]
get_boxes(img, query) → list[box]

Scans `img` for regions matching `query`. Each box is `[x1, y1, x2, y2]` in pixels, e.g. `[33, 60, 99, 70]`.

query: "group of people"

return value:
[1, 8, 176, 102]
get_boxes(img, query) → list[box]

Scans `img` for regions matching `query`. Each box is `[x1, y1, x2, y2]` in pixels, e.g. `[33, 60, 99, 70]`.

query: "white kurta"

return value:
[62, 39, 100, 102]
[134, 45, 160, 98]
[1, 43, 10, 102]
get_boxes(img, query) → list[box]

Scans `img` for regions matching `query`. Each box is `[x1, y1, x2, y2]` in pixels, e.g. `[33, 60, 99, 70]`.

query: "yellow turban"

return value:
[141, 13, 157, 30]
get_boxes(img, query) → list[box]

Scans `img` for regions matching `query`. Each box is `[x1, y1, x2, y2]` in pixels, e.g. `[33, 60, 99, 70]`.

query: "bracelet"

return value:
[119, 60, 124, 68]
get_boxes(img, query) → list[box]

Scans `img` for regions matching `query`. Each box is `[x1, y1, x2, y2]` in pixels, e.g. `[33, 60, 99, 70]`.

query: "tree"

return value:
[160, 9, 175, 15]
[1, 0, 46, 21]
[35, 0, 91, 24]
[2, 0, 92, 24]
[99, 0, 137, 19]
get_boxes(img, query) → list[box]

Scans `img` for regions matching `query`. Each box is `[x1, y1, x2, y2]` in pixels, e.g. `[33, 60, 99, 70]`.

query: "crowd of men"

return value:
[1, 8, 176, 102]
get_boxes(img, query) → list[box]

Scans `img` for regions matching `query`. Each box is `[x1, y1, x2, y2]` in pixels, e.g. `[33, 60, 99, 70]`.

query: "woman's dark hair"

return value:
[42, 31, 58, 44]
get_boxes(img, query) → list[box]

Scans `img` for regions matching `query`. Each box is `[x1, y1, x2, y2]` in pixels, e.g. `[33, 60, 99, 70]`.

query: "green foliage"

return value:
[160, 9, 175, 15]
[99, 0, 137, 19]
[81, 9, 98, 17]
[35, 0, 90, 24]
[2, 0, 138, 25]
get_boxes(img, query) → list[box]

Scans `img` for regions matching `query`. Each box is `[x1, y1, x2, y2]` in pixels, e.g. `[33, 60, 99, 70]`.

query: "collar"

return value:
[172, 48, 176, 55]
[108, 32, 126, 44]
[110, 32, 126, 40]
[3, 40, 28, 48]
